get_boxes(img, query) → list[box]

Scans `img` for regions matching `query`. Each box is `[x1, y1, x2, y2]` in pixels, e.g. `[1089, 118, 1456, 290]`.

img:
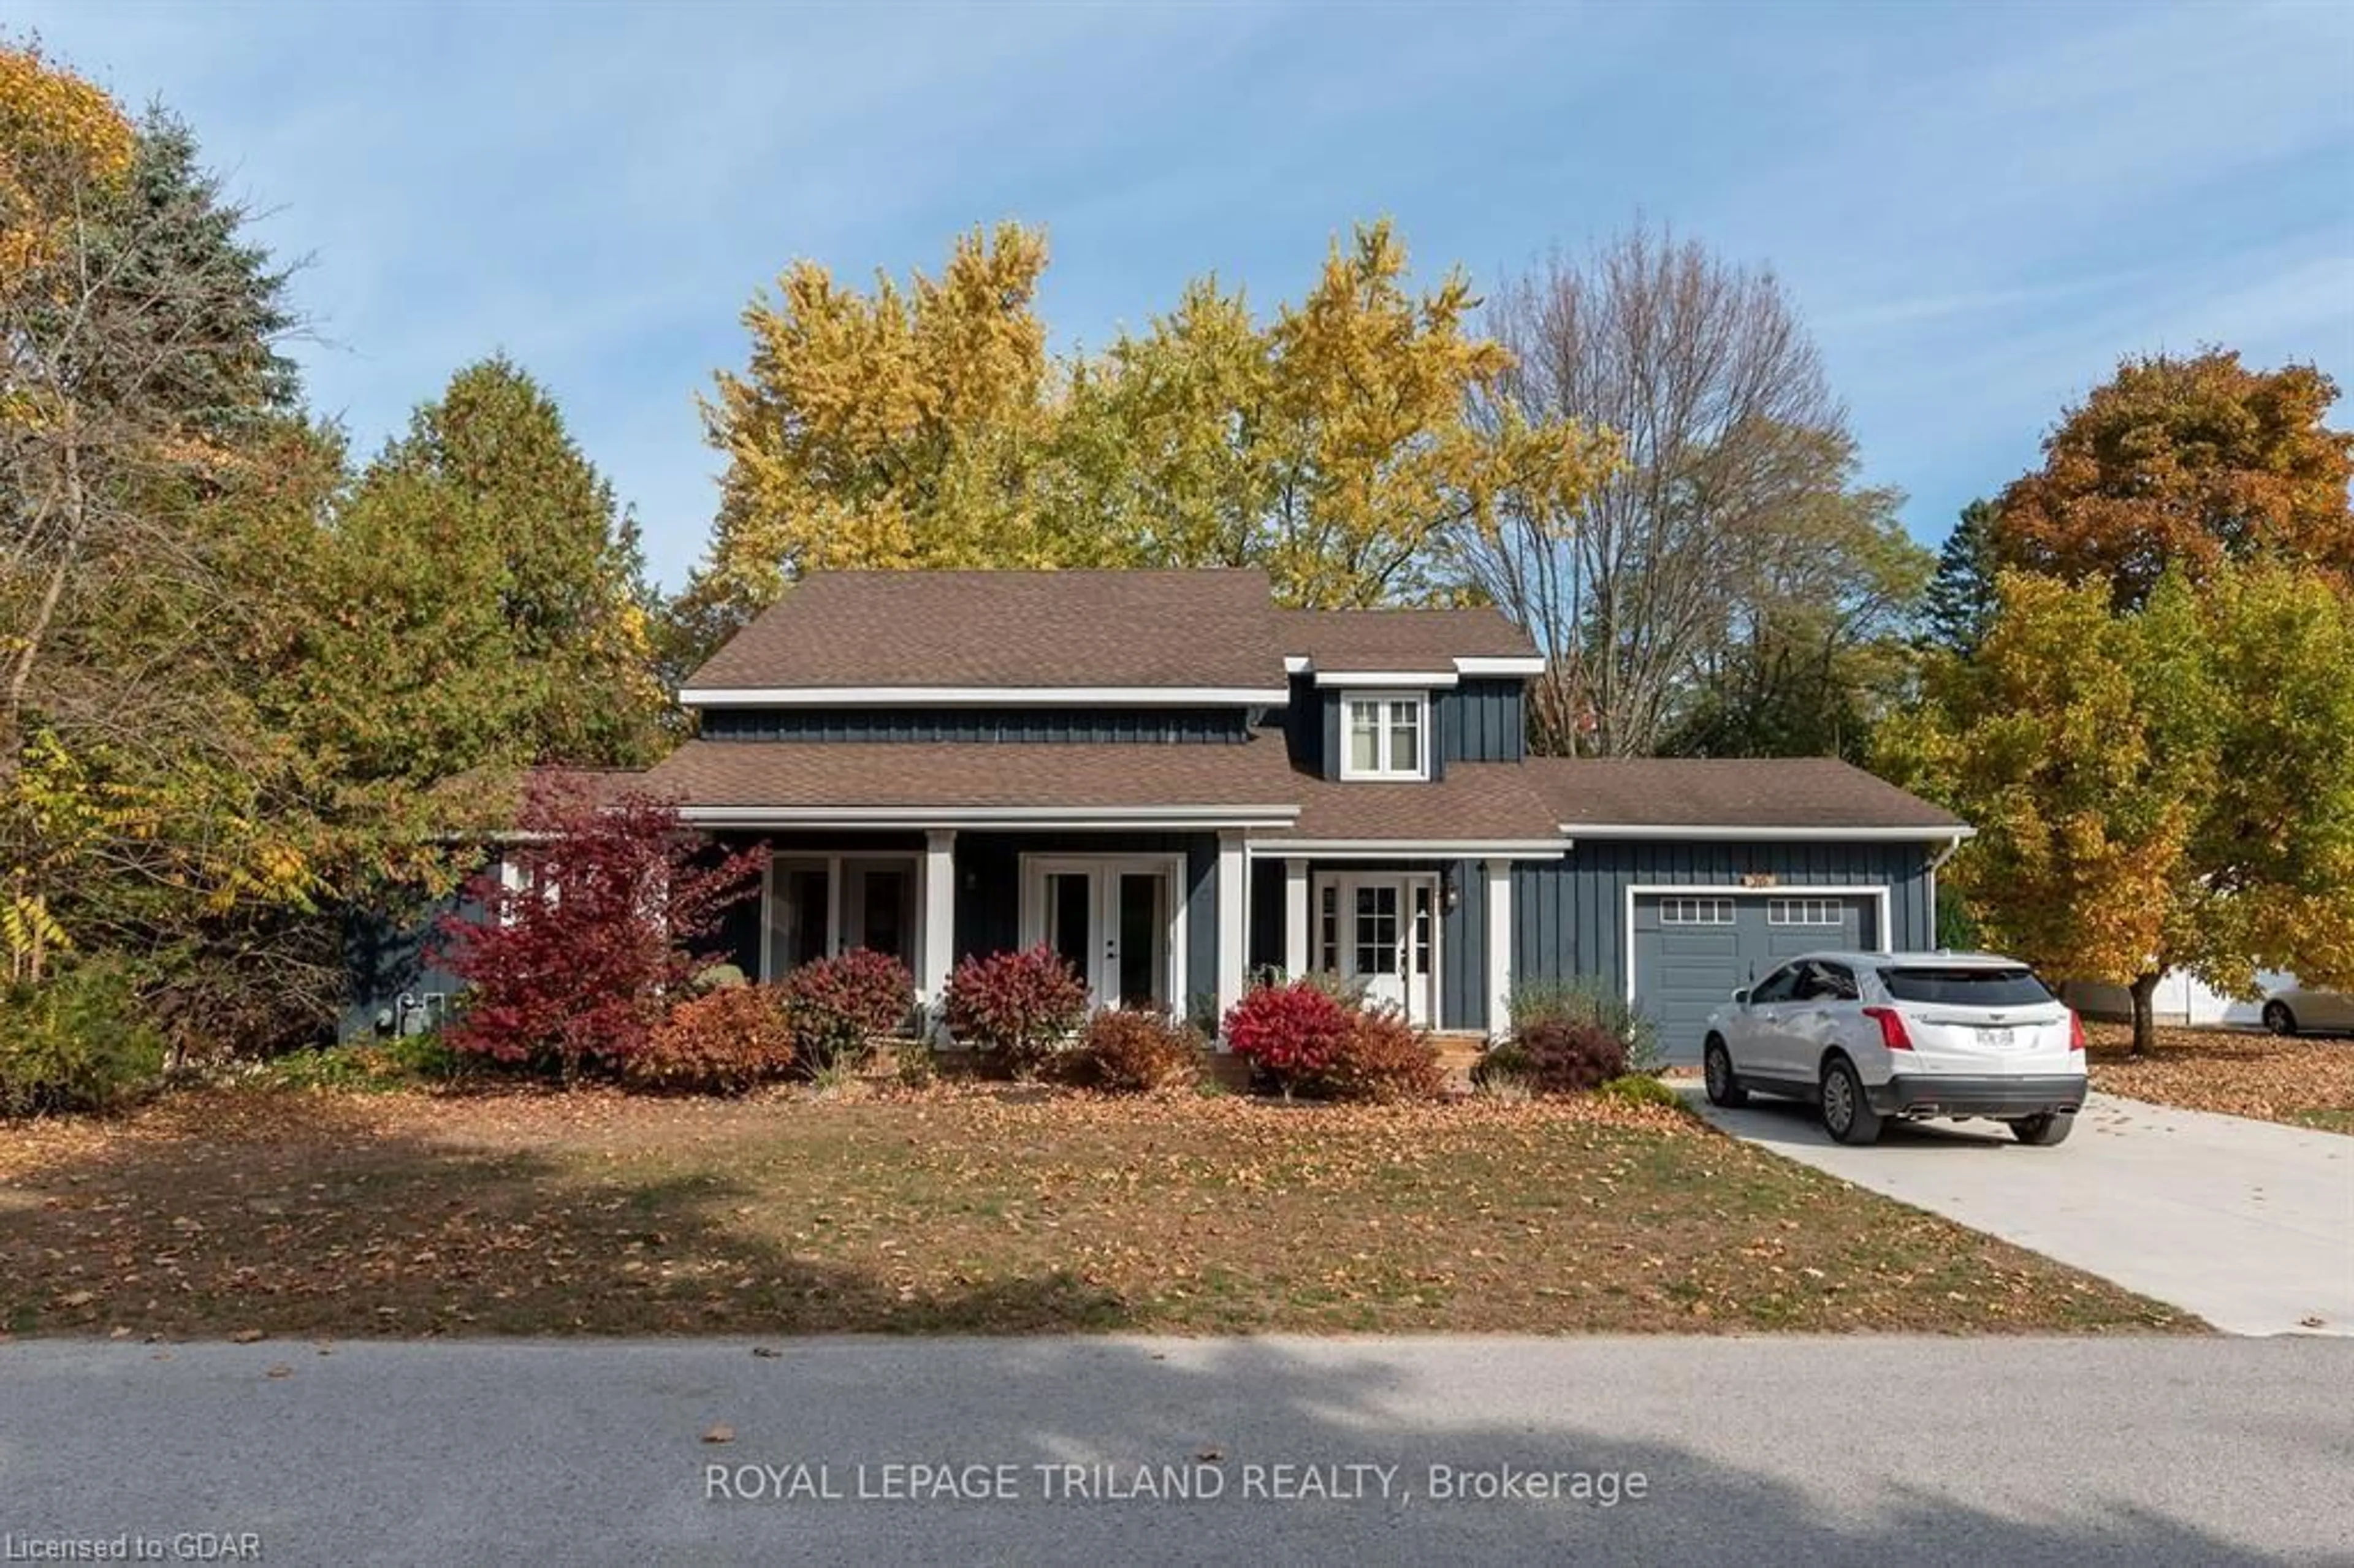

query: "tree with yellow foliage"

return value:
[1878, 563, 2354, 1054]
[684, 219, 1612, 638]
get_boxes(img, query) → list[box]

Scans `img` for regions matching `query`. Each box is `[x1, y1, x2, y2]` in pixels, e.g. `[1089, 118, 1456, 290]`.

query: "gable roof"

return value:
[1529, 757, 1967, 832]
[1274, 607, 1537, 669]
[684, 570, 1285, 694]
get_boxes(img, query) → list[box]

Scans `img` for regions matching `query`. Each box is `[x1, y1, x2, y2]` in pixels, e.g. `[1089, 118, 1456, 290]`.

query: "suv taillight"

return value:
[1861, 1005, 1914, 1051]
[2068, 1010, 2085, 1051]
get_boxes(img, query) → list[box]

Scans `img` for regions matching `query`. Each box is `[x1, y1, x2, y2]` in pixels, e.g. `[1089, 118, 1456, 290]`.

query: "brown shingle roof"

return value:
[684, 570, 1285, 691]
[646, 740, 1561, 843]
[642, 739, 1303, 812]
[1274, 607, 1537, 668]
[1285, 763, 1561, 843]
[1531, 758, 1965, 831]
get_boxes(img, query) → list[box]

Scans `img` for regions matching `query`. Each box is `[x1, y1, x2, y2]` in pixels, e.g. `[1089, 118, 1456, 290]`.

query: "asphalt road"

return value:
[1686, 1088, 2354, 1335]
[3, 1336, 2350, 1566]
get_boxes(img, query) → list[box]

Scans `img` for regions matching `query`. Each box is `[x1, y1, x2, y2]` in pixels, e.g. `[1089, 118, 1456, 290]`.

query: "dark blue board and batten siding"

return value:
[1512, 840, 1939, 1060]
[1304, 678, 1526, 780]
[702, 708, 1249, 744]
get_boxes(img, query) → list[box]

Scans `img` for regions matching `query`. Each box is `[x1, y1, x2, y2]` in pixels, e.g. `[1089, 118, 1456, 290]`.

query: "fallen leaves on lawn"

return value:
[2085, 1022, 2354, 1130]
[0, 1081, 2192, 1341]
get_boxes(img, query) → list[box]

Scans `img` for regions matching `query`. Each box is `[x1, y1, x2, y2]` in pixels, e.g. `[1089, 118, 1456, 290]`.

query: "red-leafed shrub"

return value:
[1316, 1009, 1446, 1104]
[1222, 979, 1354, 1098]
[435, 778, 764, 1079]
[627, 984, 795, 1094]
[942, 945, 1089, 1078]
[1075, 1009, 1205, 1094]
[1517, 1018, 1629, 1094]
[782, 947, 916, 1068]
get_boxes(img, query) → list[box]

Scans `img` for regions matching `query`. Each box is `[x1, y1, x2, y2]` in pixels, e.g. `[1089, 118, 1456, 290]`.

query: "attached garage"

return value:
[1506, 759, 1970, 1067]
[1629, 888, 1885, 1059]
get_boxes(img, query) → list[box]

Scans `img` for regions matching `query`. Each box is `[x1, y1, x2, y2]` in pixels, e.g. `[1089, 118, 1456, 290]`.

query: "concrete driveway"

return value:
[1688, 1089, 2354, 1336]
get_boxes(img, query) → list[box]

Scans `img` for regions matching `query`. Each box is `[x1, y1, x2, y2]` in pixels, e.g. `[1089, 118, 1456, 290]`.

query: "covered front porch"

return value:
[711, 826, 1250, 1037]
[710, 824, 1544, 1044]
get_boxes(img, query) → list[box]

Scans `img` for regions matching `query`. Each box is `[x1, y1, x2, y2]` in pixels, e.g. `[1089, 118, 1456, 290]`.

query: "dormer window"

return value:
[1341, 692, 1428, 780]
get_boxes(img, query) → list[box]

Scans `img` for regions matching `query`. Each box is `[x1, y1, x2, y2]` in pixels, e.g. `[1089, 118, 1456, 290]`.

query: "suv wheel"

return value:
[2008, 1113, 2075, 1147]
[2263, 1001, 2299, 1037]
[1702, 1036, 1748, 1108]
[1819, 1055, 1883, 1146]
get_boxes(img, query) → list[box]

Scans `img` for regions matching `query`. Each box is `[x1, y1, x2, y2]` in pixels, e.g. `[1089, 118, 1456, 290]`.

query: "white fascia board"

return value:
[1309, 670, 1458, 690]
[1560, 824, 1977, 842]
[679, 804, 1298, 829]
[1248, 839, 1567, 860]
[1453, 656, 1546, 677]
[679, 685, 1290, 708]
[1282, 655, 1312, 675]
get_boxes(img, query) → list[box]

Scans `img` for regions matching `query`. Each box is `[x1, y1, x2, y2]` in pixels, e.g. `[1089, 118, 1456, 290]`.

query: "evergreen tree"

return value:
[1920, 500, 2000, 658]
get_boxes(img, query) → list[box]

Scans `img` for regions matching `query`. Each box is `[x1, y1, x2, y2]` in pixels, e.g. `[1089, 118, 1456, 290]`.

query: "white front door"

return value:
[1024, 856, 1180, 1013]
[1323, 873, 1438, 1026]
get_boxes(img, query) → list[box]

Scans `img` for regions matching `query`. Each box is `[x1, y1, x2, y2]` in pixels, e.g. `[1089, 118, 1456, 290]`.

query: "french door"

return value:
[1023, 856, 1180, 1013]
[1317, 873, 1438, 1027]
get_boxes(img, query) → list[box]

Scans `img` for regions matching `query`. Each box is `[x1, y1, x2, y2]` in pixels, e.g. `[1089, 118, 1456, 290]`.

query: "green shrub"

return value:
[1469, 1043, 1535, 1100]
[1509, 980, 1661, 1075]
[256, 1046, 383, 1092]
[379, 1029, 464, 1083]
[1596, 1073, 1686, 1111]
[626, 984, 795, 1094]
[0, 962, 166, 1116]
[891, 1037, 937, 1089]
[256, 1032, 465, 1093]
[693, 963, 748, 993]
[1075, 1010, 1204, 1094]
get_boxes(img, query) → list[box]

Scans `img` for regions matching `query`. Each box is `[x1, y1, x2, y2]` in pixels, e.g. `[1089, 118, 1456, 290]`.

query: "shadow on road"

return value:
[3, 1332, 2338, 1565]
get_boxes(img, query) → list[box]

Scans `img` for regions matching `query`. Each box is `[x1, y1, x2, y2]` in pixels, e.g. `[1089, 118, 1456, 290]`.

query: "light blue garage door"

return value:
[1632, 893, 1875, 1063]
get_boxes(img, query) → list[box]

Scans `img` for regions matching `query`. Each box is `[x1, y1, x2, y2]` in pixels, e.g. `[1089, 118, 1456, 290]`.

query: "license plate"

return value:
[1977, 1026, 2015, 1049]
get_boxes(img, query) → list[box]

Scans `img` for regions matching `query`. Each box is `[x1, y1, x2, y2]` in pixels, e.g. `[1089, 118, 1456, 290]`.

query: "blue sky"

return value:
[21, 1, 2353, 587]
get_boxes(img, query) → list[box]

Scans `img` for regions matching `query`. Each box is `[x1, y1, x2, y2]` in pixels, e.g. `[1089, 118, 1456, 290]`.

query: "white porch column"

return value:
[1484, 858, 1514, 1041]
[922, 830, 957, 1025]
[1216, 831, 1249, 1037]
[1283, 858, 1310, 978]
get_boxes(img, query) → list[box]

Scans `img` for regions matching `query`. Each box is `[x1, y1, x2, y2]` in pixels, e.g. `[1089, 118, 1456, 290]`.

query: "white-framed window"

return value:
[1341, 691, 1428, 780]
[763, 852, 921, 981]
[1660, 896, 1734, 926]
[1768, 897, 1843, 927]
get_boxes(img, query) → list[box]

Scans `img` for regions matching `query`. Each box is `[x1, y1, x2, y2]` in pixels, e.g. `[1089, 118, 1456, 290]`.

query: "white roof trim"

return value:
[1249, 838, 1567, 860]
[1291, 655, 1543, 685]
[1562, 824, 1976, 842]
[679, 804, 1299, 829]
[680, 685, 1289, 708]
[1311, 670, 1459, 689]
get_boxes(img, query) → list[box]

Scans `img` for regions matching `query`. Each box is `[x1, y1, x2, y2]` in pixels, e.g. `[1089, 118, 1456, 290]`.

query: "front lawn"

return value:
[1, 1085, 2195, 1339]
[2085, 1021, 2354, 1133]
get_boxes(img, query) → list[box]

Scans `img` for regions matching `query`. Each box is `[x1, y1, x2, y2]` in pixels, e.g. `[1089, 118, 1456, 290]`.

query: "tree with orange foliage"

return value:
[1994, 349, 2354, 609]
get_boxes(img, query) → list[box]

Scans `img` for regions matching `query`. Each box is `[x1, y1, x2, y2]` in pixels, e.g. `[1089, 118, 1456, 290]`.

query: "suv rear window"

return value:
[1880, 966, 2054, 1007]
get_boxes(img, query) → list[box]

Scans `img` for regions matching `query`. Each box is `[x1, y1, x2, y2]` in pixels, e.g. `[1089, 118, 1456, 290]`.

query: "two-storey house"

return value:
[623, 569, 1971, 1059]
